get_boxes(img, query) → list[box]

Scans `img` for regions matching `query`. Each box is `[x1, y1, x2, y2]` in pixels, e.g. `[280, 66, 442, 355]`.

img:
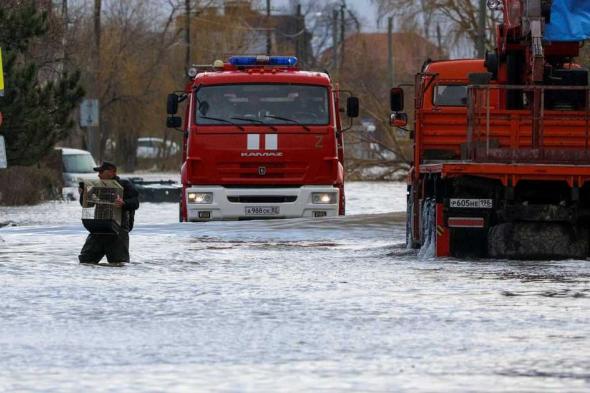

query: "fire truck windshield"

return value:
[195, 84, 329, 127]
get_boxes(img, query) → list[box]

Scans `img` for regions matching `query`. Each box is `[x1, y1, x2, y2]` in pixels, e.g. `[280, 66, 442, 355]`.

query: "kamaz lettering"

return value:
[241, 152, 284, 157]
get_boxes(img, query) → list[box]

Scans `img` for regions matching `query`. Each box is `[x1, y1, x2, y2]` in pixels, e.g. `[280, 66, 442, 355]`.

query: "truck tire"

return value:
[488, 222, 588, 260]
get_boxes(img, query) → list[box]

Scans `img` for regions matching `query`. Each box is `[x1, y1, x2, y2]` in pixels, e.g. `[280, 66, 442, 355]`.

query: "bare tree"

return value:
[63, 0, 189, 170]
[373, 0, 500, 57]
[65, 0, 265, 170]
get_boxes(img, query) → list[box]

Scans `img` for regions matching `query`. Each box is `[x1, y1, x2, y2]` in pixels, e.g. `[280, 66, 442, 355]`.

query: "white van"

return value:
[55, 147, 98, 200]
[136, 137, 180, 158]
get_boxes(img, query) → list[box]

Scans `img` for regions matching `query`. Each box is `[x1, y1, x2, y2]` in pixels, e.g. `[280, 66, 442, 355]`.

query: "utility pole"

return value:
[185, 0, 191, 70]
[89, 0, 101, 161]
[332, 9, 339, 73]
[477, 0, 487, 57]
[436, 23, 442, 55]
[266, 0, 272, 56]
[387, 16, 394, 88]
[93, 0, 101, 89]
[339, 3, 345, 76]
[295, 4, 304, 66]
[420, 0, 431, 39]
[62, 0, 68, 73]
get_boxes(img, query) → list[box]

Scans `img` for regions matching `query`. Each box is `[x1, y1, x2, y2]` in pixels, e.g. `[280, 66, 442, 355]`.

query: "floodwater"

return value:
[0, 181, 589, 392]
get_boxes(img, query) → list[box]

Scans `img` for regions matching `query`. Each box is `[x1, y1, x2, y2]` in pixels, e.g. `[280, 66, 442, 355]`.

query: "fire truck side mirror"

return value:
[167, 94, 179, 115]
[166, 116, 182, 129]
[390, 87, 404, 112]
[346, 96, 359, 118]
[390, 112, 408, 128]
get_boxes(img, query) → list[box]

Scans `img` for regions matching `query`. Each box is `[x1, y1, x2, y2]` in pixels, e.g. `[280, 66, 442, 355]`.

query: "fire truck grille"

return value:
[240, 163, 287, 169]
[218, 162, 307, 181]
[240, 173, 285, 178]
[227, 196, 297, 203]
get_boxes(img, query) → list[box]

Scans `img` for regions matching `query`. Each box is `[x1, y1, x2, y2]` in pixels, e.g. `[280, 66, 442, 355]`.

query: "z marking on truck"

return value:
[449, 199, 493, 209]
[315, 135, 323, 148]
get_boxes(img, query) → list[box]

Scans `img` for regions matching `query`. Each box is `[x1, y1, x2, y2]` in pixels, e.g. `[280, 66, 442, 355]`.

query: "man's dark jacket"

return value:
[80, 176, 140, 231]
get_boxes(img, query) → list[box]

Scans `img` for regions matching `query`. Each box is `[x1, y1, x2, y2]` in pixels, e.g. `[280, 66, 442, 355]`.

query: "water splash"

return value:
[418, 198, 436, 259]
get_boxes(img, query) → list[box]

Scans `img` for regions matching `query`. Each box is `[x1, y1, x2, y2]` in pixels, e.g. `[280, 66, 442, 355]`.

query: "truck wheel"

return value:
[488, 222, 588, 260]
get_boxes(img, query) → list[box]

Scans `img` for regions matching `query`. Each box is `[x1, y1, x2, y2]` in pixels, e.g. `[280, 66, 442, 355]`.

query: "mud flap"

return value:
[488, 222, 589, 260]
[435, 203, 450, 257]
[405, 188, 420, 249]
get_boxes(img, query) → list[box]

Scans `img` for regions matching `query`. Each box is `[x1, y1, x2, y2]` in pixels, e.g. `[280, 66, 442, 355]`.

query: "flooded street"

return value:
[0, 181, 589, 392]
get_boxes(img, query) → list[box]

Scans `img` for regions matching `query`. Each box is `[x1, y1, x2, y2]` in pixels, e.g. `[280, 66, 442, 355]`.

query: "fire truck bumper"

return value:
[184, 185, 340, 221]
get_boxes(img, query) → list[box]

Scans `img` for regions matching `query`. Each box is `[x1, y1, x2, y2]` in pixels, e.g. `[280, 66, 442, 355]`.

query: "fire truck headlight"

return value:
[187, 192, 213, 204]
[312, 192, 337, 204]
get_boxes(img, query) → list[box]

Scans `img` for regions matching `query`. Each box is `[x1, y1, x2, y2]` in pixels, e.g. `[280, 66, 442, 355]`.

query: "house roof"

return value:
[181, 3, 309, 58]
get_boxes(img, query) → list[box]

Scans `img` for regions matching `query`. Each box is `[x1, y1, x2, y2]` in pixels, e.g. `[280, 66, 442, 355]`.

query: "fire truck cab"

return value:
[167, 56, 359, 222]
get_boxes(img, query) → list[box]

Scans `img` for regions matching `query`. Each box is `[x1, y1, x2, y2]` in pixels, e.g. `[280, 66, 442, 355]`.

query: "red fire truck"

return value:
[166, 56, 359, 222]
[391, 0, 590, 259]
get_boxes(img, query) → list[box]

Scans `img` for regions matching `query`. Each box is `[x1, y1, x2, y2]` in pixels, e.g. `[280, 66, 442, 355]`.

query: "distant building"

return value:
[178, 0, 312, 66]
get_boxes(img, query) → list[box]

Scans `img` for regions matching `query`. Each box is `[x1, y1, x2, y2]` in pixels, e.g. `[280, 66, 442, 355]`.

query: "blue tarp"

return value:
[545, 0, 590, 41]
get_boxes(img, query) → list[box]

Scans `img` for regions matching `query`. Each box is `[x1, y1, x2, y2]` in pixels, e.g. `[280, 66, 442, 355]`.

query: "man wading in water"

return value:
[78, 161, 139, 264]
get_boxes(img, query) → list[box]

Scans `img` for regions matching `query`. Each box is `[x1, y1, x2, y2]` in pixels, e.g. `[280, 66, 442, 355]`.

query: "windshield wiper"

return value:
[231, 117, 278, 131]
[263, 115, 310, 132]
[230, 116, 263, 124]
[199, 115, 244, 131]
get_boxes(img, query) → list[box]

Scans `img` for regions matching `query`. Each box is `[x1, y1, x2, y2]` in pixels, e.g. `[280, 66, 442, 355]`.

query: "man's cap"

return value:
[93, 161, 117, 172]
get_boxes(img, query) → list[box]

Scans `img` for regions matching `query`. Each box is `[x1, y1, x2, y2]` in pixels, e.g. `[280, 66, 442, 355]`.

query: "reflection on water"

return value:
[1, 181, 589, 392]
[502, 289, 588, 298]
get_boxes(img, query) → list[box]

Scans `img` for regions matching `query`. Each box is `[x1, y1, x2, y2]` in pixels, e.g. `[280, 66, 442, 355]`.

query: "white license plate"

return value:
[449, 199, 493, 209]
[245, 206, 280, 216]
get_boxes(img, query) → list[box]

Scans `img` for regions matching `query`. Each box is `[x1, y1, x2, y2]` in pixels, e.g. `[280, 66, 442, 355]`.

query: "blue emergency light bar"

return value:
[228, 56, 298, 67]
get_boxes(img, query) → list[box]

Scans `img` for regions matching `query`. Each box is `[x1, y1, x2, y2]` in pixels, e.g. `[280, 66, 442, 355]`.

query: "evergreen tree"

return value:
[0, 4, 84, 166]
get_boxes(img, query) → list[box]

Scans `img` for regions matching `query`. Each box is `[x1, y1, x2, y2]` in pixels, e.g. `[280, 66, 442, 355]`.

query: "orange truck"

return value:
[391, 0, 590, 259]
